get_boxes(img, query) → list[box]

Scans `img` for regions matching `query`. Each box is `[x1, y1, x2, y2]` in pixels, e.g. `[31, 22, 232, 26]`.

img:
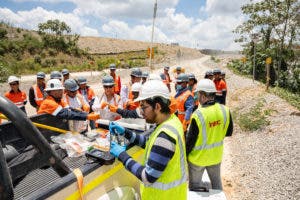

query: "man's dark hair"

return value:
[199, 91, 215, 99]
[145, 96, 170, 114]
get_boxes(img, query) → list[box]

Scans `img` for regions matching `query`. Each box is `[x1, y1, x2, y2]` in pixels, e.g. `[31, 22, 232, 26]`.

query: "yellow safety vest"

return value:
[140, 114, 188, 200]
[188, 103, 230, 166]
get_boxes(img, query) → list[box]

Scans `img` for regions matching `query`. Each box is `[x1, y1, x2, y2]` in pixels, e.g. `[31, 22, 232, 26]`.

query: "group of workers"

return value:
[2, 64, 232, 199]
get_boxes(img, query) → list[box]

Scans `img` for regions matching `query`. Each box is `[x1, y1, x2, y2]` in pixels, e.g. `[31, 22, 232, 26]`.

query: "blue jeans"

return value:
[188, 162, 223, 190]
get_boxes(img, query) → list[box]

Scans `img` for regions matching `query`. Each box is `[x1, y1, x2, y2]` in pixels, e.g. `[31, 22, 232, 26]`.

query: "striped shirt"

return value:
[118, 129, 176, 184]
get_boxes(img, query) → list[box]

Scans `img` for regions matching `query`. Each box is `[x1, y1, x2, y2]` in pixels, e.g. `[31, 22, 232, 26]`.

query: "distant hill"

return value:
[0, 22, 203, 82]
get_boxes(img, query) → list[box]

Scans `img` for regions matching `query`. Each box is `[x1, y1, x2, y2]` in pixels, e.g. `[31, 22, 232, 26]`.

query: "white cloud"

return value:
[158, 8, 193, 34]
[73, 0, 178, 20]
[0, 7, 99, 36]
[205, 0, 245, 16]
[1, 0, 248, 50]
[102, 20, 168, 42]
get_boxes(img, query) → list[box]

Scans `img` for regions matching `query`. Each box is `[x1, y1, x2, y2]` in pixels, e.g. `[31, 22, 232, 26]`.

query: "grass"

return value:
[210, 55, 221, 63]
[269, 86, 300, 111]
[233, 99, 274, 132]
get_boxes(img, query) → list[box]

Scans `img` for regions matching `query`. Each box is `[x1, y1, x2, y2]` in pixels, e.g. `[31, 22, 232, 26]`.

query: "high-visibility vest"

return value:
[33, 84, 44, 106]
[188, 103, 230, 166]
[175, 89, 193, 123]
[5, 90, 27, 108]
[112, 75, 121, 94]
[140, 114, 188, 200]
[38, 96, 69, 116]
[78, 87, 95, 103]
[214, 79, 227, 96]
[125, 100, 140, 110]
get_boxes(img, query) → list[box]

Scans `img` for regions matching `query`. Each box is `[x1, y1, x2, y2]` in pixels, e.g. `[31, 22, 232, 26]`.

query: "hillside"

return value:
[0, 22, 203, 82]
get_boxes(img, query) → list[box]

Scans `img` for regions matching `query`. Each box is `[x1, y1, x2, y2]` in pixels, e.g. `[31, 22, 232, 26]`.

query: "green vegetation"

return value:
[210, 56, 221, 63]
[232, 0, 299, 94]
[270, 86, 300, 111]
[234, 99, 274, 131]
[0, 20, 152, 82]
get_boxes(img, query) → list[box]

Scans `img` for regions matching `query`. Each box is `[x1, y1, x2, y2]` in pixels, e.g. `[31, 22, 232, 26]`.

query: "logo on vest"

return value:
[209, 120, 220, 128]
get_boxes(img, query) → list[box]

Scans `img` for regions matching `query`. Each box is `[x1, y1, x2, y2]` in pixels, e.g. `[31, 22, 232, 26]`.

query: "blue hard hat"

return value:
[130, 68, 142, 77]
[77, 77, 87, 85]
[109, 63, 116, 70]
[102, 75, 115, 86]
[64, 79, 79, 92]
[176, 73, 189, 83]
[61, 69, 69, 75]
[50, 71, 62, 80]
[36, 71, 45, 79]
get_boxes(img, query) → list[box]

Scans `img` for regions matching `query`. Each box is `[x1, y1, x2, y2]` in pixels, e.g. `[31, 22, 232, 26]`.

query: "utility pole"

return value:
[251, 33, 259, 82]
[149, 0, 157, 70]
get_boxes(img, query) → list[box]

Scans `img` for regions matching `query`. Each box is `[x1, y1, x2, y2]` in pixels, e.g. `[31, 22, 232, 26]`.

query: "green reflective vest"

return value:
[188, 103, 230, 166]
[140, 114, 188, 200]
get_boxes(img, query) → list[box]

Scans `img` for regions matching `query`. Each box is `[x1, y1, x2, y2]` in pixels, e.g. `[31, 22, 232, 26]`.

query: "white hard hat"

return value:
[195, 79, 217, 93]
[134, 80, 170, 102]
[131, 82, 142, 92]
[8, 76, 20, 84]
[148, 73, 162, 81]
[45, 79, 64, 91]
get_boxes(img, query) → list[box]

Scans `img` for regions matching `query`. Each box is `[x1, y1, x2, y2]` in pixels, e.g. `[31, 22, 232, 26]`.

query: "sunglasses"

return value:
[104, 85, 114, 88]
[68, 90, 77, 93]
[10, 82, 19, 86]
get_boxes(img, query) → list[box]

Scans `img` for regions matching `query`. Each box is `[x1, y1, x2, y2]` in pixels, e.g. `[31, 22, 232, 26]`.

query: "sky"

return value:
[0, 0, 250, 50]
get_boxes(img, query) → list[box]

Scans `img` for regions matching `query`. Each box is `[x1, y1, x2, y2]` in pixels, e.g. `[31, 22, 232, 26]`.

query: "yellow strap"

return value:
[73, 168, 84, 200]
[0, 114, 71, 134]
[66, 148, 144, 200]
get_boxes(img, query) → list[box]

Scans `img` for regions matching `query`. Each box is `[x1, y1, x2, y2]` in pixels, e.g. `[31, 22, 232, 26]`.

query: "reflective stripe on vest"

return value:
[33, 84, 44, 106]
[14, 101, 25, 108]
[175, 89, 192, 122]
[193, 104, 227, 151]
[145, 124, 187, 190]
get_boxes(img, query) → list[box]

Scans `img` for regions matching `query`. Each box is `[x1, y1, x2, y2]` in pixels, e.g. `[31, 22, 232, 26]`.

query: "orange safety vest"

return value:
[4, 90, 27, 108]
[112, 75, 121, 95]
[78, 87, 95, 103]
[64, 93, 90, 112]
[125, 100, 140, 110]
[33, 84, 44, 106]
[175, 89, 193, 123]
[214, 79, 227, 96]
[38, 96, 69, 116]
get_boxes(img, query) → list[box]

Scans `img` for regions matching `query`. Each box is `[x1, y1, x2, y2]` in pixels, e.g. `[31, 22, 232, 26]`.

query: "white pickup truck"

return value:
[0, 95, 226, 200]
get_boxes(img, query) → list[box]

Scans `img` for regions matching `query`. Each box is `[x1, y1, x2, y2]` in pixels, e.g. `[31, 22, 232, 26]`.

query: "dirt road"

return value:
[1, 55, 299, 200]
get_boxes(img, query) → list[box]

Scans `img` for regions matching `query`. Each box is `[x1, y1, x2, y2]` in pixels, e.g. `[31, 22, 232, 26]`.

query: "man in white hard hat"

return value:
[29, 71, 46, 112]
[5, 76, 27, 114]
[108, 80, 188, 199]
[38, 79, 100, 122]
[185, 79, 233, 191]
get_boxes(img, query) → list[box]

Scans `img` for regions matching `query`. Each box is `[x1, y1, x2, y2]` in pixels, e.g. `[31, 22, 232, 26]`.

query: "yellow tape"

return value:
[66, 149, 144, 200]
[0, 114, 70, 134]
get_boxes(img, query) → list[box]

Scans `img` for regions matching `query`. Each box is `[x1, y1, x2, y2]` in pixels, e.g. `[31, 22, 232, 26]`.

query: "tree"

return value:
[234, 0, 300, 92]
[38, 19, 79, 53]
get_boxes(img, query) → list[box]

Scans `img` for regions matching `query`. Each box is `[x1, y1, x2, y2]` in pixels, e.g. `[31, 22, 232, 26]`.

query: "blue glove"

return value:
[110, 141, 126, 158]
[109, 122, 125, 135]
